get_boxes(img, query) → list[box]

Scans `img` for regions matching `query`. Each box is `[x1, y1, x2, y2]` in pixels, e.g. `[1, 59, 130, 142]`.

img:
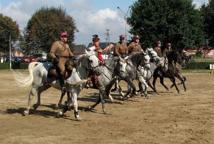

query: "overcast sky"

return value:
[0, 0, 209, 45]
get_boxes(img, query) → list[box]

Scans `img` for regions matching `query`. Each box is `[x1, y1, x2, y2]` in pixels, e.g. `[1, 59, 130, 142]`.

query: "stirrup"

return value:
[61, 86, 66, 92]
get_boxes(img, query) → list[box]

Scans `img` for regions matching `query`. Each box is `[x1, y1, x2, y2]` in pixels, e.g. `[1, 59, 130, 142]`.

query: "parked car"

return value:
[22, 56, 37, 63]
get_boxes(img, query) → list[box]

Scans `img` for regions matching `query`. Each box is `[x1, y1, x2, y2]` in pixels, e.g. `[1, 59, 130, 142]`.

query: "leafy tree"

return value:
[201, 0, 214, 47]
[0, 14, 19, 54]
[25, 7, 76, 54]
[127, 0, 204, 49]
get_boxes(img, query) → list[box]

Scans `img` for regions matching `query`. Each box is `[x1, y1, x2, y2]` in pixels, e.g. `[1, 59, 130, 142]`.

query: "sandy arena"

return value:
[0, 70, 214, 144]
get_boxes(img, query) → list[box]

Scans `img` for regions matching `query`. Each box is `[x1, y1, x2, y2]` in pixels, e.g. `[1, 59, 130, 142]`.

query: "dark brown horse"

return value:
[152, 50, 187, 93]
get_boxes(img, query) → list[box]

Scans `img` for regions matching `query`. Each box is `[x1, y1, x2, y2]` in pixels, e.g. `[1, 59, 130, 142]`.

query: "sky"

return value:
[0, 0, 209, 45]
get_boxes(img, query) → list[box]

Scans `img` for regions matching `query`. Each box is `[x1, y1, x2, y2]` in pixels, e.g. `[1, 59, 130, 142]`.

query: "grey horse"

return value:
[13, 52, 96, 120]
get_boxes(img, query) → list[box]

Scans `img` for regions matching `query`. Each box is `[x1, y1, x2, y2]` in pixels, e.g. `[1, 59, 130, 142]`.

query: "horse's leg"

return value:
[118, 85, 125, 99]
[122, 83, 131, 100]
[105, 78, 117, 102]
[111, 79, 119, 92]
[126, 78, 137, 96]
[72, 88, 81, 120]
[24, 87, 37, 115]
[100, 90, 106, 114]
[138, 81, 142, 92]
[147, 80, 155, 92]
[152, 75, 158, 93]
[141, 79, 148, 98]
[33, 85, 51, 110]
[160, 77, 169, 91]
[58, 90, 66, 108]
[169, 77, 180, 93]
[89, 93, 101, 111]
[175, 73, 187, 92]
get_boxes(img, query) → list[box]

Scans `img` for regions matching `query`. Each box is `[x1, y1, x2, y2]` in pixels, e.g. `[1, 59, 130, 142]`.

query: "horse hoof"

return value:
[23, 110, 29, 116]
[75, 115, 82, 121]
[56, 111, 64, 118]
[33, 104, 39, 110]
[57, 104, 64, 109]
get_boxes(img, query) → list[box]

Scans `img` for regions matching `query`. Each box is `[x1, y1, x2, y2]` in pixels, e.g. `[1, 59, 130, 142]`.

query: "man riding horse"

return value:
[128, 35, 143, 54]
[49, 31, 75, 92]
[86, 34, 114, 88]
[114, 35, 128, 58]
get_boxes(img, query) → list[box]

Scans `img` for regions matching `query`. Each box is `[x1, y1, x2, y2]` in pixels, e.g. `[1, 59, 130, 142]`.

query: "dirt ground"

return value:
[0, 70, 214, 144]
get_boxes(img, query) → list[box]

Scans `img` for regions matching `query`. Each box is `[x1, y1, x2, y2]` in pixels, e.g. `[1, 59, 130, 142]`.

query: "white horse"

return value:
[13, 52, 96, 120]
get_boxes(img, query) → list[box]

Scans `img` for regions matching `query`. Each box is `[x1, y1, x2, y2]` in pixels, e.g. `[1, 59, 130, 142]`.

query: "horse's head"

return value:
[146, 47, 161, 64]
[65, 57, 77, 71]
[118, 56, 128, 73]
[167, 51, 183, 65]
[85, 50, 99, 69]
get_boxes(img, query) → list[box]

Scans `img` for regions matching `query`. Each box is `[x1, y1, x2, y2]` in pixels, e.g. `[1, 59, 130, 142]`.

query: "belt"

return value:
[57, 56, 70, 58]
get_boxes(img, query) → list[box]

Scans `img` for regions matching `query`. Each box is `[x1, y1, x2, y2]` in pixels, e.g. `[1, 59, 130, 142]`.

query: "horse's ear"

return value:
[85, 49, 89, 55]
[119, 56, 122, 61]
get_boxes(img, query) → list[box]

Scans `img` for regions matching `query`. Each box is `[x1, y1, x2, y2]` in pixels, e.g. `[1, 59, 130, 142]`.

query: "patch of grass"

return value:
[182, 69, 211, 73]
[0, 62, 28, 69]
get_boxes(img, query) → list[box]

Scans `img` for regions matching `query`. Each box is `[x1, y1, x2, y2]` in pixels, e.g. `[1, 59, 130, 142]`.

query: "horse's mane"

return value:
[167, 51, 182, 64]
[128, 52, 145, 67]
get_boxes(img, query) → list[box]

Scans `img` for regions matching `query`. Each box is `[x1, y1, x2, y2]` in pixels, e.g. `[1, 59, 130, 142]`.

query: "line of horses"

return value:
[13, 48, 187, 121]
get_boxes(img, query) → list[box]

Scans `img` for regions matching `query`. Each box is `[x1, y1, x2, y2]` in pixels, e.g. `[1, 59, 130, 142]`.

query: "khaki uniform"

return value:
[114, 42, 128, 57]
[49, 41, 74, 75]
[162, 48, 171, 58]
[128, 42, 142, 54]
[154, 46, 162, 57]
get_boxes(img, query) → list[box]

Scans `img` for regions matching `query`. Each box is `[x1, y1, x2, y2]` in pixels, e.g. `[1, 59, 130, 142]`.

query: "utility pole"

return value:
[105, 29, 110, 44]
[9, 33, 12, 70]
[105, 29, 111, 59]
[117, 6, 131, 42]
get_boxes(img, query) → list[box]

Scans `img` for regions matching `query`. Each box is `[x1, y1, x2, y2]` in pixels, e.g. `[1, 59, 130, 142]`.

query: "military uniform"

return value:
[128, 42, 142, 54]
[162, 48, 171, 58]
[50, 40, 74, 75]
[154, 46, 162, 57]
[114, 42, 128, 58]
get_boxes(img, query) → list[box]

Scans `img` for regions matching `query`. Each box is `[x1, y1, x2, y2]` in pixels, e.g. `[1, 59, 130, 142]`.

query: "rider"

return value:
[164, 42, 182, 72]
[111, 35, 128, 91]
[86, 34, 114, 88]
[128, 35, 143, 55]
[49, 31, 74, 91]
[162, 42, 172, 58]
[114, 35, 128, 58]
[88, 34, 104, 64]
[153, 40, 162, 57]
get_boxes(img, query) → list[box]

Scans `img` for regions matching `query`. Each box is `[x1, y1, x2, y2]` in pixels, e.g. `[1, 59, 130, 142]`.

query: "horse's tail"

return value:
[12, 62, 39, 87]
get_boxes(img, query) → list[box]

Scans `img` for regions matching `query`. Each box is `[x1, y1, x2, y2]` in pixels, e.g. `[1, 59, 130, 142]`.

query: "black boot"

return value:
[58, 74, 66, 92]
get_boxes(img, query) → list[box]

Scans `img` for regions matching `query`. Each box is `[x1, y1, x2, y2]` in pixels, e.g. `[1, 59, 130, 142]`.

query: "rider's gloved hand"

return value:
[99, 60, 105, 66]
[53, 58, 59, 64]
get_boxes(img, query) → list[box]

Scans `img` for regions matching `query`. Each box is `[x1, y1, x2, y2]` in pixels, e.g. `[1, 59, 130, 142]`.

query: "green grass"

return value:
[182, 69, 211, 73]
[0, 62, 28, 69]
[191, 58, 214, 62]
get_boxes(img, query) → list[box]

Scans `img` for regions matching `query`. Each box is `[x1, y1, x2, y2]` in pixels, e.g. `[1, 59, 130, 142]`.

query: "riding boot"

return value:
[58, 74, 66, 92]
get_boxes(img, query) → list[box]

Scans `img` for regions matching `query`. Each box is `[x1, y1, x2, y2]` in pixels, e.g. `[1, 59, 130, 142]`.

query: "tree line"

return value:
[1, 0, 214, 54]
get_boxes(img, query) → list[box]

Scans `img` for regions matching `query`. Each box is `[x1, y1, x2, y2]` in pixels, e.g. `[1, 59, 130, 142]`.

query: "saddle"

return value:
[85, 70, 99, 89]
[46, 65, 72, 84]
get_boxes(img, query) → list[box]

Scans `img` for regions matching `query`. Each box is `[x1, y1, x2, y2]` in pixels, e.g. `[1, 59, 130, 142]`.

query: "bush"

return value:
[194, 51, 203, 58]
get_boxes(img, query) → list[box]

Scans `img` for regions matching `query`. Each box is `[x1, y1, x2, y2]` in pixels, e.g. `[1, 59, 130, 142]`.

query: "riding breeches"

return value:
[58, 57, 68, 75]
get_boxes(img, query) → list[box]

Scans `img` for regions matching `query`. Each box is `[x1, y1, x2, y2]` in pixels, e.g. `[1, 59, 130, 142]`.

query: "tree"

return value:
[0, 14, 19, 54]
[201, 0, 214, 47]
[25, 7, 76, 54]
[127, 0, 204, 49]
